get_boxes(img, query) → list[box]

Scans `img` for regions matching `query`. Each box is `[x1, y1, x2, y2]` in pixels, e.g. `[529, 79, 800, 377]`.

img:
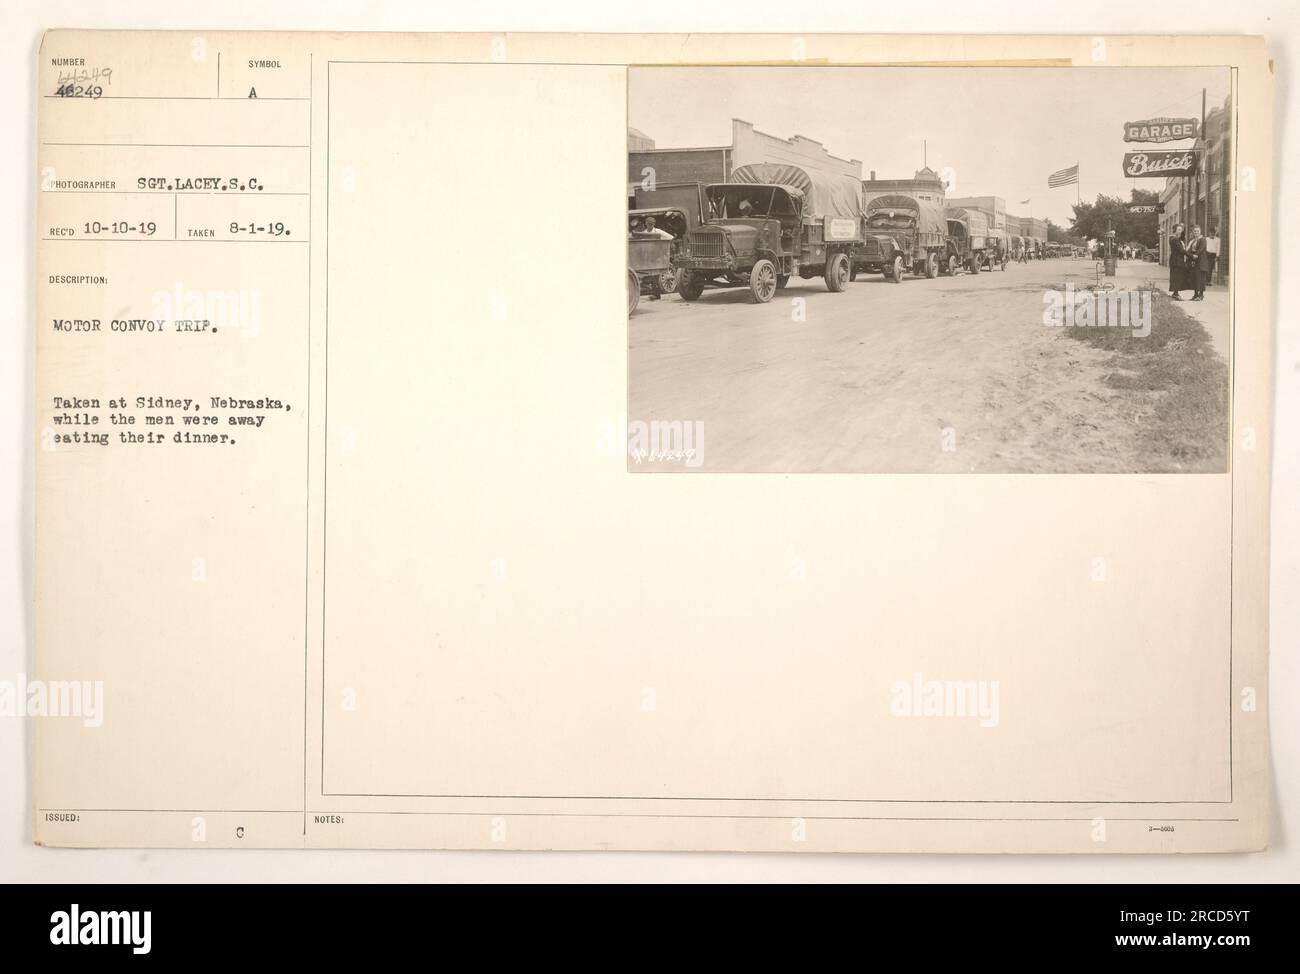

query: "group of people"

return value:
[1167, 223, 1220, 301]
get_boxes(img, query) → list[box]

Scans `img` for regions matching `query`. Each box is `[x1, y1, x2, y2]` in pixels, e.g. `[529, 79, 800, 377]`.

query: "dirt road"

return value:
[628, 257, 1223, 473]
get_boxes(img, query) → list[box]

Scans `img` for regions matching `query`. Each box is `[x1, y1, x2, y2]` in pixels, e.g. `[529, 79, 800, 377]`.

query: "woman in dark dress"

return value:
[1168, 222, 1188, 300]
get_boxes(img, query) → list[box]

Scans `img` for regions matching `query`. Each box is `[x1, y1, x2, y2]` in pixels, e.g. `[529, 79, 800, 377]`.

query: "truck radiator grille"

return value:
[687, 229, 725, 259]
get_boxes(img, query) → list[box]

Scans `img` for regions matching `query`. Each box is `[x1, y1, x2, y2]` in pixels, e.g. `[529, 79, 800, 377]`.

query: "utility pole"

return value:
[1201, 87, 1208, 231]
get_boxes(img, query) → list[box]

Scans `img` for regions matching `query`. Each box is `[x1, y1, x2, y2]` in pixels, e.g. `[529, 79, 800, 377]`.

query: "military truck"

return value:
[980, 229, 1011, 271]
[672, 163, 863, 304]
[853, 192, 950, 283]
[944, 206, 992, 275]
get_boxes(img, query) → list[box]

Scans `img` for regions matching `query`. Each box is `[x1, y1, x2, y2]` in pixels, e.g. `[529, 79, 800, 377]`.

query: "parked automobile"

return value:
[673, 163, 863, 303]
[854, 193, 949, 282]
[629, 182, 711, 301]
[628, 211, 675, 315]
[628, 205, 691, 304]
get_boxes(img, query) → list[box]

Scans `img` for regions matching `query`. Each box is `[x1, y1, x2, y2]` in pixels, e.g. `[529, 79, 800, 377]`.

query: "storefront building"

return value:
[1155, 92, 1230, 285]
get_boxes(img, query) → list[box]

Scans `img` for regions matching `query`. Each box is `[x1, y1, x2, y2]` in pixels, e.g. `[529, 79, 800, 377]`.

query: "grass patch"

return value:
[1059, 282, 1228, 471]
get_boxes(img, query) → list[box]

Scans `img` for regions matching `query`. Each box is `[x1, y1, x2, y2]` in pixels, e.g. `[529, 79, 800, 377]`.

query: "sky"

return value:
[629, 66, 1230, 228]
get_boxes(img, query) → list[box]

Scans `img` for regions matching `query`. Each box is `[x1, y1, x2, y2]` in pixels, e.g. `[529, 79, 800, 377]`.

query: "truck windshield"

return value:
[866, 212, 916, 230]
[707, 186, 796, 220]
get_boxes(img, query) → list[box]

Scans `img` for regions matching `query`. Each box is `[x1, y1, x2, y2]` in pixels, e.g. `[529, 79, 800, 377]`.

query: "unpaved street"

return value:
[629, 257, 1221, 473]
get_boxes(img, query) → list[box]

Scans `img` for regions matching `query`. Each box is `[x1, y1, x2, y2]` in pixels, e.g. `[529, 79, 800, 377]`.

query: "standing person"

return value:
[1188, 224, 1208, 301]
[1205, 227, 1221, 287]
[1168, 222, 1189, 300]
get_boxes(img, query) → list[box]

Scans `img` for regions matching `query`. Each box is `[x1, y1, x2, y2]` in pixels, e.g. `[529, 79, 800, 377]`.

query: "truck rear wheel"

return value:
[969, 256, 980, 275]
[749, 259, 778, 303]
[925, 253, 939, 278]
[825, 253, 849, 292]
[677, 271, 705, 301]
[628, 269, 640, 315]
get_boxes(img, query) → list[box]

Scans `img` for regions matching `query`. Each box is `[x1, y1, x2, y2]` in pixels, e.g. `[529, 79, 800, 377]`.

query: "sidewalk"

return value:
[1168, 283, 1230, 364]
[1110, 260, 1230, 363]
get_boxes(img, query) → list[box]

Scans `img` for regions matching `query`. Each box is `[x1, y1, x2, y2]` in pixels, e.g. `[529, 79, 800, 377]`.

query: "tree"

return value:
[1046, 218, 1083, 246]
[1068, 189, 1160, 248]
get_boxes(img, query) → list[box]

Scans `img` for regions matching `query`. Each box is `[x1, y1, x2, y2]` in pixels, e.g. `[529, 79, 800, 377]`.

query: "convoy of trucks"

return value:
[631, 169, 1050, 307]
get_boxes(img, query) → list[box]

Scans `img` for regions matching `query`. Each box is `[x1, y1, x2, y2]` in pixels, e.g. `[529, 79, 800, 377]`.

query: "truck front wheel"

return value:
[926, 253, 939, 278]
[749, 259, 778, 303]
[677, 271, 705, 301]
[888, 255, 904, 283]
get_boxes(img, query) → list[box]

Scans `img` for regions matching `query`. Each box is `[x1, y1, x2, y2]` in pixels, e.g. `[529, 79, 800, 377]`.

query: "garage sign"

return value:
[1123, 117, 1199, 143]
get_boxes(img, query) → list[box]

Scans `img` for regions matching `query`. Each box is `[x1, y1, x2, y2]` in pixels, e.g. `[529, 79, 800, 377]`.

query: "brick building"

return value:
[947, 195, 1007, 235]
[729, 119, 860, 179]
[628, 118, 860, 198]
[861, 166, 947, 208]
[629, 144, 732, 195]
[1006, 215, 1047, 242]
[1156, 92, 1231, 285]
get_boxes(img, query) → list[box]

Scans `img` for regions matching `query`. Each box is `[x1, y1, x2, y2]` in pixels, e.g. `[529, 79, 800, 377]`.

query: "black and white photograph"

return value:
[628, 66, 1232, 474]
[1, 0, 1295, 933]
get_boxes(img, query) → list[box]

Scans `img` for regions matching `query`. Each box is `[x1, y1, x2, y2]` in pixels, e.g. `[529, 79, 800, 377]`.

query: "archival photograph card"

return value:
[32, 31, 1272, 852]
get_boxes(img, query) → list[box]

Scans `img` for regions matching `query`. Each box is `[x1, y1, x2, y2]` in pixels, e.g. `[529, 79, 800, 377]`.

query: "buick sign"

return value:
[1122, 150, 1198, 178]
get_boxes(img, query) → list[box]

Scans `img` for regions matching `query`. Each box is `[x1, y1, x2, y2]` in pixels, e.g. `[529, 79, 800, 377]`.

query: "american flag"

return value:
[1047, 164, 1079, 188]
